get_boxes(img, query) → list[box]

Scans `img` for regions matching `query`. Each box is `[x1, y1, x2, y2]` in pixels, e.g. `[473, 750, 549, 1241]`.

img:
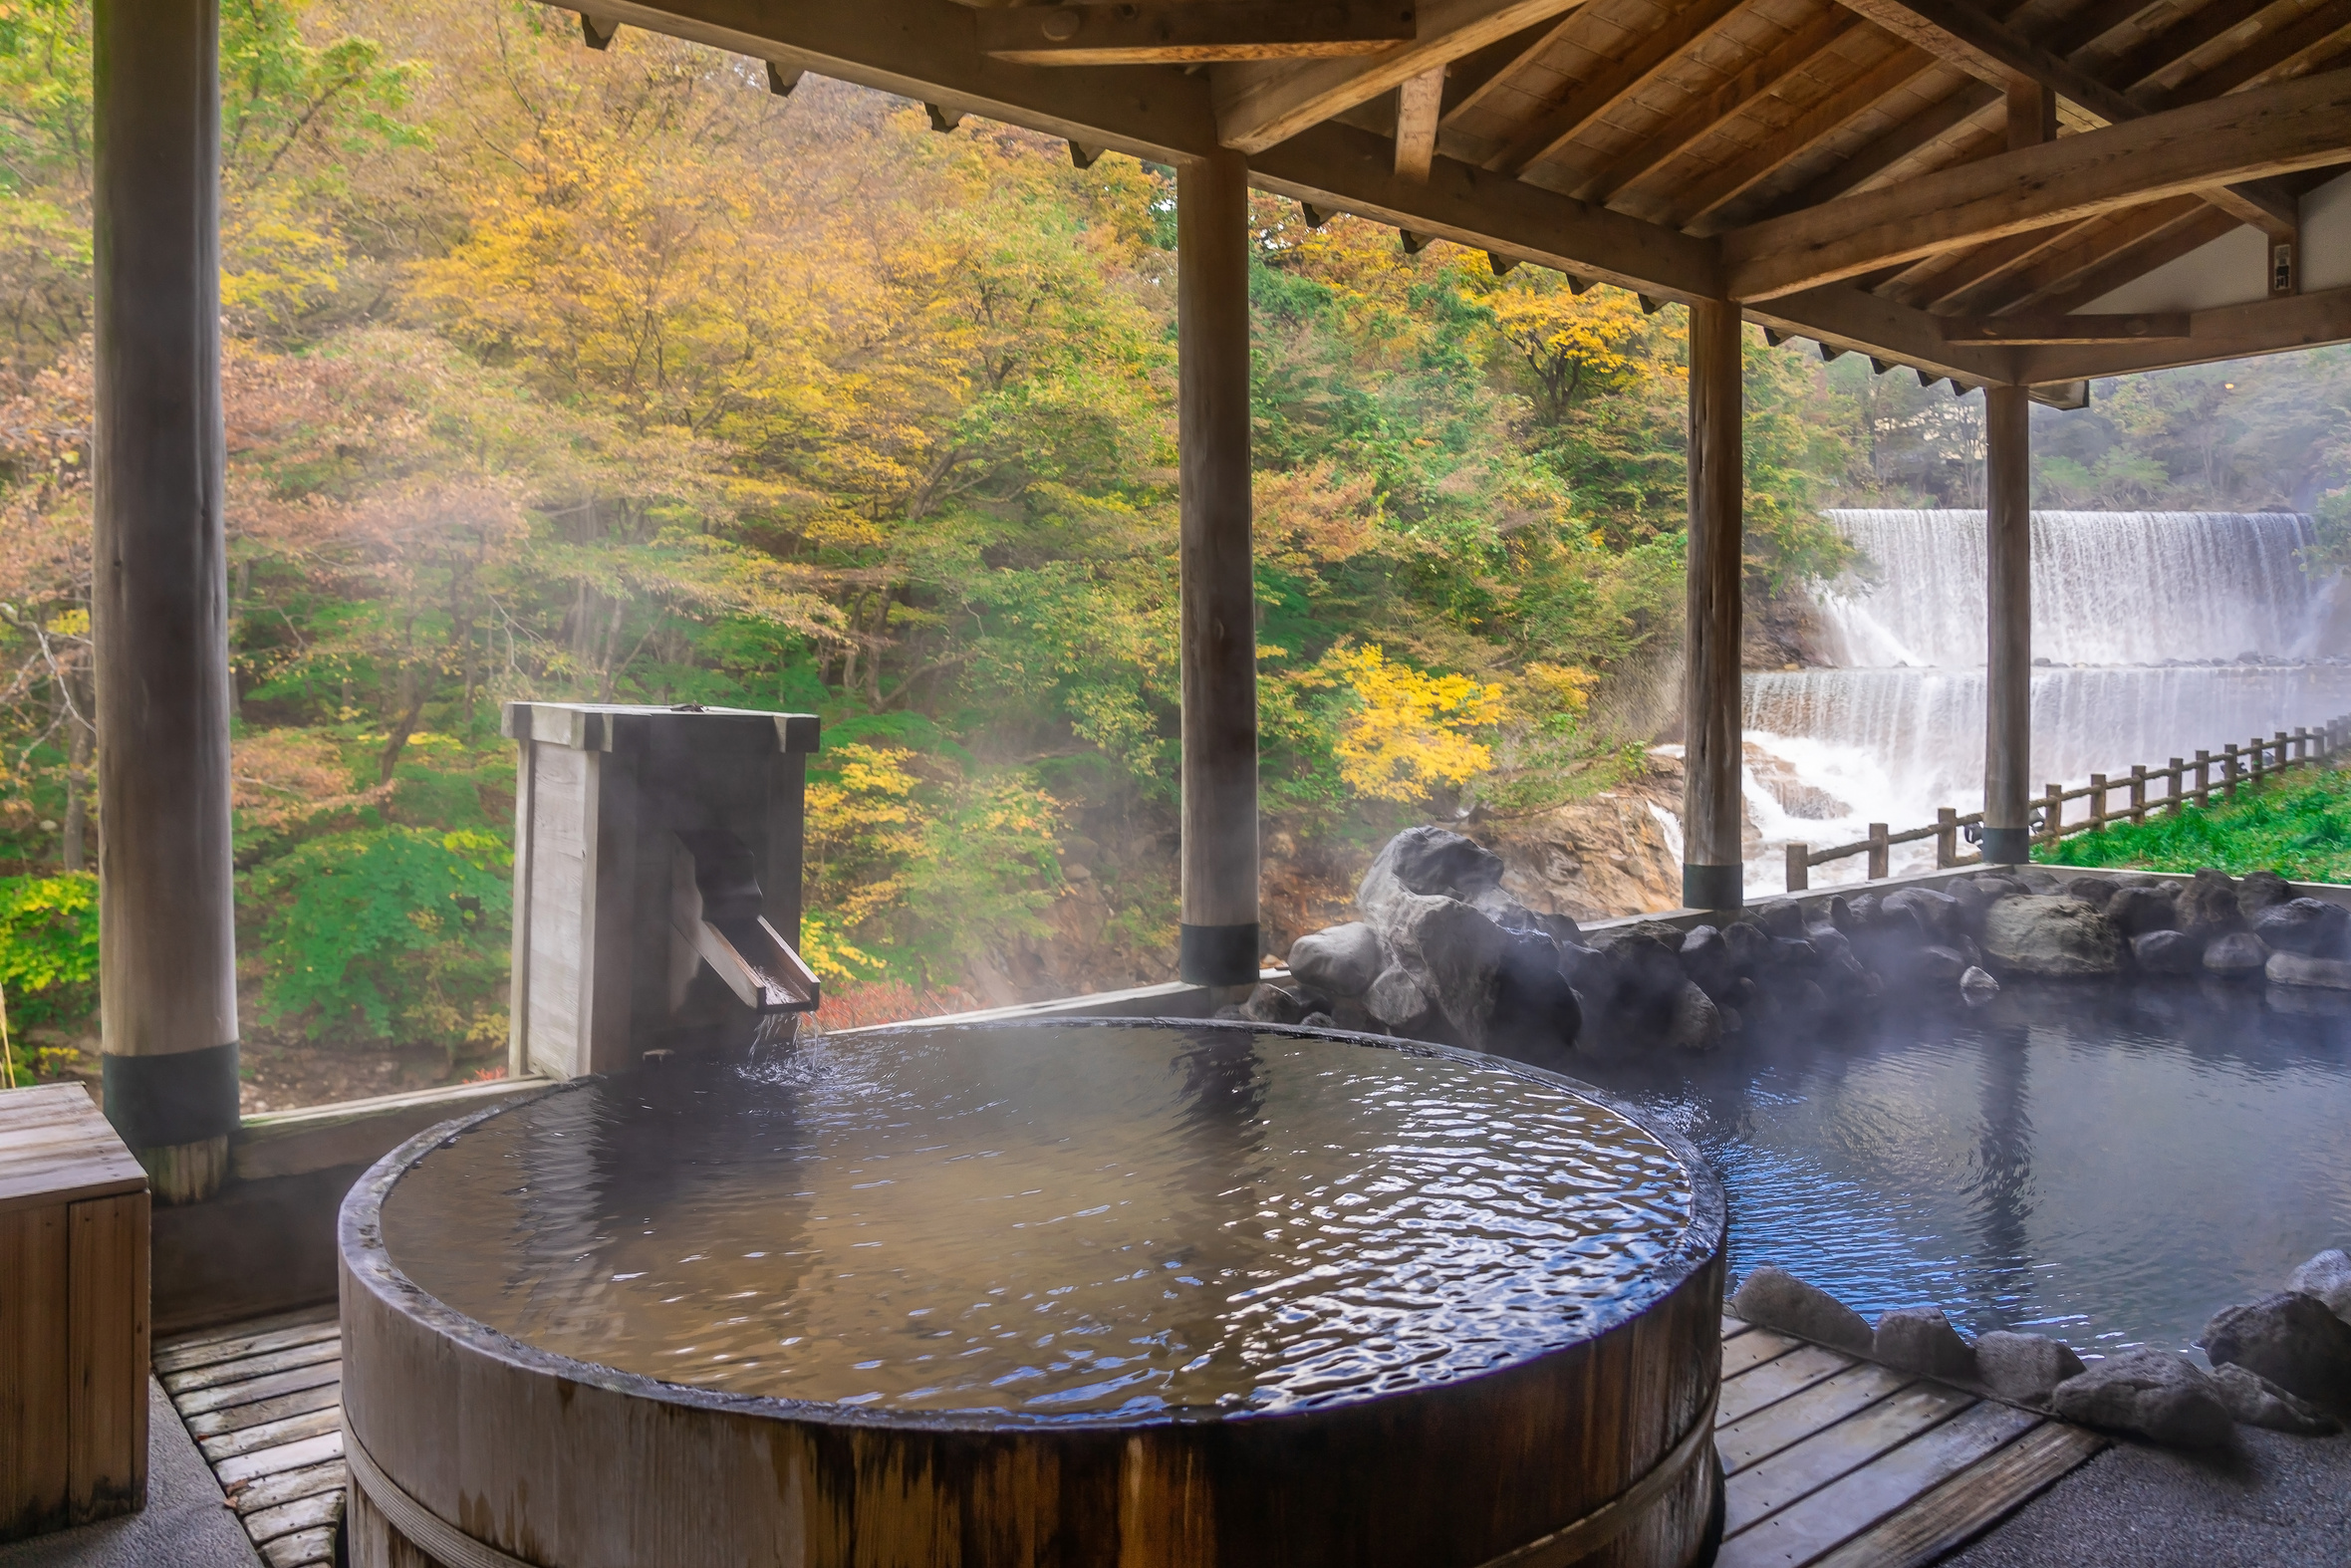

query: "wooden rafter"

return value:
[1722, 66, 2351, 299]
[978, 1, 1418, 66]
[1965, 196, 2220, 312]
[1212, 0, 1588, 152]
[2097, 0, 2283, 99]
[1745, 282, 2025, 383]
[1437, 13, 1584, 123]
[2138, 0, 2351, 109]
[1763, 79, 1999, 212]
[1831, 0, 2300, 231]
[1483, 0, 1751, 178]
[1573, 8, 1864, 204]
[1666, 47, 1947, 228]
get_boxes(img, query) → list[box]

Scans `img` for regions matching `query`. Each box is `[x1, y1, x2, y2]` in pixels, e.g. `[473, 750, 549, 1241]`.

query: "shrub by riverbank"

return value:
[2038, 766, 2351, 884]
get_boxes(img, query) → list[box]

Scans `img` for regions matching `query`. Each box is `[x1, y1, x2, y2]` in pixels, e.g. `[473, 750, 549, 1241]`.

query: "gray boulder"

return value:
[1296, 1010, 1339, 1031]
[2049, 1350, 2236, 1448]
[1975, 1331, 2086, 1404]
[2287, 1249, 2351, 1322]
[2202, 931, 2270, 979]
[1664, 981, 1721, 1051]
[1719, 919, 1772, 972]
[1287, 921, 1388, 997]
[1982, 896, 2123, 976]
[2251, 897, 2349, 955]
[1365, 965, 1434, 1032]
[2236, 869, 2293, 916]
[2266, 950, 2351, 990]
[2175, 869, 2244, 938]
[1357, 826, 1508, 916]
[1884, 887, 1961, 939]
[1959, 965, 2000, 1004]
[2130, 928, 2202, 974]
[2209, 1363, 2342, 1435]
[1377, 894, 1507, 1048]
[1489, 927, 1582, 1053]
[2202, 1292, 2351, 1415]
[1679, 924, 1731, 994]
[1875, 1307, 1977, 1381]
[1731, 1265, 1873, 1354]
[2105, 884, 2181, 936]
[1242, 982, 1323, 1025]
[2064, 876, 2118, 909]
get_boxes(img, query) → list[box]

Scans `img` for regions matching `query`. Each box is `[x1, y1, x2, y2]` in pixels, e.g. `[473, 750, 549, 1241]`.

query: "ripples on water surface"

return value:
[1567, 978, 2351, 1358]
[382, 1024, 1695, 1419]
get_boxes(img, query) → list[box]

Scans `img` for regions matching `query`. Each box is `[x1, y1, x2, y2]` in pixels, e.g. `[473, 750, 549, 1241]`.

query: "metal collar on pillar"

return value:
[1176, 149, 1260, 986]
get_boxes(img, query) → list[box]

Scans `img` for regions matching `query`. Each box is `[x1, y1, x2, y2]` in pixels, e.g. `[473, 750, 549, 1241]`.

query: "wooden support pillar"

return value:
[1981, 384, 2031, 865]
[1682, 299, 1744, 912]
[93, 0, 240, 1204]
[1176, 149, 1259, 986]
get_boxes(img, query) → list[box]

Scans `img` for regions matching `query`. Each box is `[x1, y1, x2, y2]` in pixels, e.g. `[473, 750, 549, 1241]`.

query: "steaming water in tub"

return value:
[380, 1022, 1698, 1419]
[1564, 976, 2351, 1359]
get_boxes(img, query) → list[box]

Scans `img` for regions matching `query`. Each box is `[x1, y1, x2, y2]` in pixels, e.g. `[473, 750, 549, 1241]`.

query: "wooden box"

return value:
[0, 1083, 149, 1541]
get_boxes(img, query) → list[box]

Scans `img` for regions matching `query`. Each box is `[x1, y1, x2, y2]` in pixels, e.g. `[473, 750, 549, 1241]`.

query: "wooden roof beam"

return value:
[1249, 116, 1726, 298]
[1941, 310, 2189, 342]
[2139, 0, 2351, 110]
[1746, 282, 2024, 383]
[978, 1, 1418, 66]
[2016, 281, 2351, 378]
[1954, 197, 2218, 313]
[1573, 8, 1865, 204]
[1483, 0, 1751, 177]
[1721, 66, 2351, 299]
[2101, 0, 2289, 103]
[1212, 0, 1590, 153]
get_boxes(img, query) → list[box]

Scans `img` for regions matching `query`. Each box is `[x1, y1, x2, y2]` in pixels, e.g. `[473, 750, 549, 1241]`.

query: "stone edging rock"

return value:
[1726, 1252, 2351, 1451]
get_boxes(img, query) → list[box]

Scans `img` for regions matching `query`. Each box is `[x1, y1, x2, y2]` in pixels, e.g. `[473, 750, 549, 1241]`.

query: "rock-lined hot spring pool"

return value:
[1565, 974, 2351, 1358]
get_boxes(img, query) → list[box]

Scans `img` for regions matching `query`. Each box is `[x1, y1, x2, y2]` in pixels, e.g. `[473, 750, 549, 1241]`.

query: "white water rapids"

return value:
[1730, 510, 2351, 892]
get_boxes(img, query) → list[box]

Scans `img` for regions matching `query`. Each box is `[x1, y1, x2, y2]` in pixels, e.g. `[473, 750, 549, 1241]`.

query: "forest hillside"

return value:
[4, 0, 2349, 1100]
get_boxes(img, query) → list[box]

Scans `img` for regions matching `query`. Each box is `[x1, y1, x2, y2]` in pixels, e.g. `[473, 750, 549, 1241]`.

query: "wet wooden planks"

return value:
[152, 1306, 2100, 1568]
[1715, 1315, 2106, 1568]
[155, 1307, 344, 1568]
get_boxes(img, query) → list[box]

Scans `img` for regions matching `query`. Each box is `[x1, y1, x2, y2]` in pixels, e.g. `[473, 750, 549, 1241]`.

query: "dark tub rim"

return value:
[338, 1014, 1728, 1437]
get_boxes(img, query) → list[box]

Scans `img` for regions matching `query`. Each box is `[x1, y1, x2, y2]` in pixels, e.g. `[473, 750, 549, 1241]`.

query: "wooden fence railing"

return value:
[1782, 715, 2351, 893]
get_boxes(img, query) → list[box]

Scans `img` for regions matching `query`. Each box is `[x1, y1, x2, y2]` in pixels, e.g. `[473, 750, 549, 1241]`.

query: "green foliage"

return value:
[0, 872, 97, 1028]
[2037, 767, 2351, 883]
[243, 825, 509, 1057]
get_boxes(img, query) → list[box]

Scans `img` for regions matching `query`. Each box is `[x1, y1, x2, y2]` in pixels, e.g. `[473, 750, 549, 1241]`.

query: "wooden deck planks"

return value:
[157, 1316, 348, 1568]
[1712, 1322, 2106, 1568]
[1718, 1363, 1915, 1474]
[145, 1306, 2106, 1568]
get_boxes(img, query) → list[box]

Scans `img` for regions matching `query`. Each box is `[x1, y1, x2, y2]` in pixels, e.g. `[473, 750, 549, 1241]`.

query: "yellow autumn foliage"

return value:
[1313, 644, 1502, 802]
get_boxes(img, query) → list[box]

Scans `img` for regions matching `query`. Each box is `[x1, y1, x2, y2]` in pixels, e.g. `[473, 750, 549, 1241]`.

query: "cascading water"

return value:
[1737, 510, 2351, 891]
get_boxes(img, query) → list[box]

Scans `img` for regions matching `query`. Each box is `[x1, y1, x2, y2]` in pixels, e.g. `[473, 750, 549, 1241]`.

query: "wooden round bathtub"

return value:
[338, 1019, 1726, 1568]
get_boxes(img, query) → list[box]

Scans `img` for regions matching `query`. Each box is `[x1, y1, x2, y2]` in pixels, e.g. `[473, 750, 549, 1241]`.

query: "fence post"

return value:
[2130, 764, 2148, 825]
[2224, 743, 2240, 797]
[2089, 774, 2108, 831]
[2250, 736, 2265, 788]
[2168, 757, 2185, 815]
[1785, 843, 1809, 893]
[1936, 807, 1958, 869]
[1867, 823, 1890, 880]
[2043, 783, 2063, 847]
[2197, 749, 2213, 805]
[2294, 725, 2309, 764]
[2275, 730, 2290, 775]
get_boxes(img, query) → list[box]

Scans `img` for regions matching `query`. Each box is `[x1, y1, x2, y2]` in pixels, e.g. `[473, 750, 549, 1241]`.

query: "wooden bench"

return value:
[0, 1083, 149, 1542]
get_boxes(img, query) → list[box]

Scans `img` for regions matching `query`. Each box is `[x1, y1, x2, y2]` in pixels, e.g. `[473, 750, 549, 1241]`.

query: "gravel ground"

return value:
[0, 1380, 260, 1568]
[1948, 1426, 2351, 1568]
